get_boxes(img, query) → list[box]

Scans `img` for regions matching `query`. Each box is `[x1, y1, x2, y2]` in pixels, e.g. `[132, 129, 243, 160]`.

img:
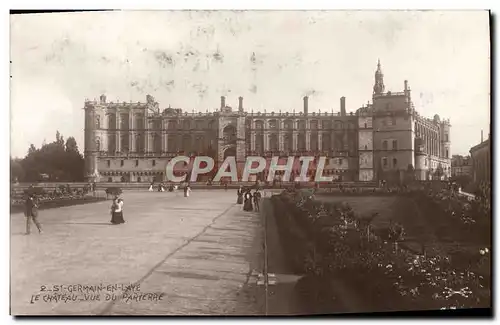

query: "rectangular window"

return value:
[392, 140, 398, 150]
[382, 157, 388, 167]
[382, 140, 388, 150]
[107, 160, 110, 167]
[121, 160, 124, 167]
[152, 160, 156, 167]
[393, 158, 398, 167]
[445, 134, 449, 142]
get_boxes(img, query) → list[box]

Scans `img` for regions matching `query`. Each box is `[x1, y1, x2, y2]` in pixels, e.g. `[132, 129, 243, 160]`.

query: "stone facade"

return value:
[83, 61, 451, 183]
[470, 136, 491, 185]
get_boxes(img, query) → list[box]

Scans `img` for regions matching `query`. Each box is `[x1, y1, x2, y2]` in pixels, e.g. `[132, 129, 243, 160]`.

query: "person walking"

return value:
[25, 193, 42, 235]
[110, 195, 125, 224]
[253, 190, 261, 212]
[184, 183, 191, 198]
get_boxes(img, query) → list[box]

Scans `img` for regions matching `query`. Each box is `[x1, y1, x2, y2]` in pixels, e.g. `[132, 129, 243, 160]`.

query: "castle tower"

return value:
[83, 100, 99, 182]
[373, 59, 385, 96]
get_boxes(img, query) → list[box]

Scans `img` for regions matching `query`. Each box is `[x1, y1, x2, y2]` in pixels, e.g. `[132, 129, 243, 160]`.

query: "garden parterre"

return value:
[272, 187, 491, 312]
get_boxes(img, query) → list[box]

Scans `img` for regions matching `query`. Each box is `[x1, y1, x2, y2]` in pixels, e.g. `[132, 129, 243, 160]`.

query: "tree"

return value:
[65, 137, 79, 153]
[28, 144, 37, 155]
[18, 131, 85, 182]
[10, 158, 24, 182]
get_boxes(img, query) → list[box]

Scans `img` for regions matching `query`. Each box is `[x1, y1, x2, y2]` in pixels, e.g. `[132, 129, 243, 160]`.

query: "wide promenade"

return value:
[11, 190, 266, 315]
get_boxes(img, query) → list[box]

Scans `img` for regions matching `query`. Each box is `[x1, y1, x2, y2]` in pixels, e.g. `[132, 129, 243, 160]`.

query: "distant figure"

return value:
[25, 193, 42, 235]
[236, 186, 244, 204]
[224, 181, 228, 191]
[110, 195, 125, 225]
[243, 190, 253, 211]
[253, 190, 261, 212]
[184, 184, 191, 198]
[148, 182, 154, 192]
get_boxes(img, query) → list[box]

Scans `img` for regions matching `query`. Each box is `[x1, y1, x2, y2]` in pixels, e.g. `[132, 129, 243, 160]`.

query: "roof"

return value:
[470, 138, 490, 154]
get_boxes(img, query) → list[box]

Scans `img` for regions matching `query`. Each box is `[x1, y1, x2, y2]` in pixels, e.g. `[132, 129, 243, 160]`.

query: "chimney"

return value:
[481, 130, 484, 143]
[404, 80, 408, 91]
[221, 96, 226, 109]
[303, 96, 309, 115]
[238, 96, 243, 111]
[340, 97, 346, 116]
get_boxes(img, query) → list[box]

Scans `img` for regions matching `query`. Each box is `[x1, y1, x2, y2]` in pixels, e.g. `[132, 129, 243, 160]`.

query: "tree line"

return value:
[10, 131, 85, 183]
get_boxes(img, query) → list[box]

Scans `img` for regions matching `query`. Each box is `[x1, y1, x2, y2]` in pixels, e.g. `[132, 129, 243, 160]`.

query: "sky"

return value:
[10, 10, 490, 158]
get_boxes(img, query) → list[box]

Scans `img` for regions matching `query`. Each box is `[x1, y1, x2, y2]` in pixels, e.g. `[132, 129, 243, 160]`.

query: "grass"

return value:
[315, 193, 491, 283]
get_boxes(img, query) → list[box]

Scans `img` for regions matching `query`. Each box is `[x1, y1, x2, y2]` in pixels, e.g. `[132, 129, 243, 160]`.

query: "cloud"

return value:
[10, 11, 490, 157]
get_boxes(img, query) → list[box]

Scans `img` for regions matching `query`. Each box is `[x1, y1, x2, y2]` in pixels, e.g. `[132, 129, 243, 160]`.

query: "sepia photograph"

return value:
[9, 9, 491, 316]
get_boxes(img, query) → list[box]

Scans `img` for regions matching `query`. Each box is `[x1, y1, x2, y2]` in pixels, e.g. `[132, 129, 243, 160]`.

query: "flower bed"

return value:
[10, 195, 107, 213]
[271, 189, 491, 312]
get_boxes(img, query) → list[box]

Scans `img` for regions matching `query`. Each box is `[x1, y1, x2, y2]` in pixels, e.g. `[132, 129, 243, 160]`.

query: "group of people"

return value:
[236, 186, 262, 212]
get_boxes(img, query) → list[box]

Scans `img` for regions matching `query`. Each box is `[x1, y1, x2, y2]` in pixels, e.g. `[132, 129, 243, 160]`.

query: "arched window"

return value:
[393, 158, 398, 167]
[121, 134, 129, 153]
[183, 120, 190, 130]
[135, 114, 144, 130]
[310, 132, 318, 151]
[269, 134, 278, 151]
[283, 135, 291, 152]
[310, 120, 318, 130]
[298, 120, 306, 130]
[334, 121, 343, 130]
[298, 133, 306, 150]
[322, 120, 330, 129]
[135, 134, 144, 153]
[153, 133, 162, 154]
[182, 135, 191, 152]
[168, 136, 177, 152]
[168, 120, 177, 130]
[120, 113, 129, 130]
[107, 113, 116, 129]
[255, 133, 264, 154]
[322, 134, 331, 151]
[95, 115, 101, 129]
[255, 120, 264, 129]
[285, 120, 294, 129]
[195, 120, 204, 129]
[196, 135, 204, 153]
[268, 120, 277, 129]
[108, 134, 116, 153]
[223, 125, 237, 145]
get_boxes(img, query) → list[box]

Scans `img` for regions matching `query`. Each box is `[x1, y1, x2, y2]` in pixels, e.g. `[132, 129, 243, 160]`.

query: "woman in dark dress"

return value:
[236, 186, 244, 204]
[243, 190, 253, 211]
[110, 195, 125, 224]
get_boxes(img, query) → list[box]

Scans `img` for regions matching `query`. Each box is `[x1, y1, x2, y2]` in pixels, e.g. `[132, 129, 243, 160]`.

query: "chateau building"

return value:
[470, 132, 491, 185]
[83, 61, 451, 183]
